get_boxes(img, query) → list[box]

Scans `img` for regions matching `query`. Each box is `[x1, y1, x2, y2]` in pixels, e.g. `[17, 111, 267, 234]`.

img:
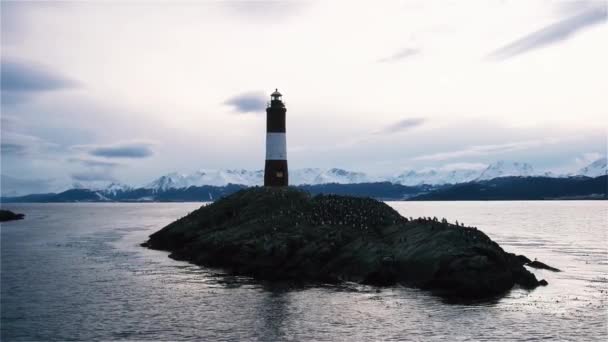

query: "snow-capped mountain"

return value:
[6, 158, 604, 197]
[291, 168, 374, 185]
[102, 182, 133, 195]
[391, 161, 547, 186]
[144, 168, 376, 190]
[391, 168, 481, 186]
[70, 181, 133, 195]
[143, 159, 607, 191]
[476, 161, 535, 181]
[145, 169, 264, 190]
[577, 157, 607, 178]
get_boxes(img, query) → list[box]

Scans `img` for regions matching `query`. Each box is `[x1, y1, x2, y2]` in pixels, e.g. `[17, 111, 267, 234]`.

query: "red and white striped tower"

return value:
[264, 89, 288, 186]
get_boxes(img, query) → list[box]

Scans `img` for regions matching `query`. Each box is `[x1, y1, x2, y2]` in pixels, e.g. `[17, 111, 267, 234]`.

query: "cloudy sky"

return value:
[1, 0, 606, 192]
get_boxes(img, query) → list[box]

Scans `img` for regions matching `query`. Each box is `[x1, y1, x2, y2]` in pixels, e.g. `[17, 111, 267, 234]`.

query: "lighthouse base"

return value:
[264, 160, 288, 186]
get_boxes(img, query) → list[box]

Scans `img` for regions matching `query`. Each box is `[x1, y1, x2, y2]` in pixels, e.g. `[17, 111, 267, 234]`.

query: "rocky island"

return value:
[0, 209, 25, 222]
[143, 187, 548, 298]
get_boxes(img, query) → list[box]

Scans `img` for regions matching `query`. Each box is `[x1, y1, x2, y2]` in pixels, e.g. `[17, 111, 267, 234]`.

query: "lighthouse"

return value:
[264, 89, 288, 186]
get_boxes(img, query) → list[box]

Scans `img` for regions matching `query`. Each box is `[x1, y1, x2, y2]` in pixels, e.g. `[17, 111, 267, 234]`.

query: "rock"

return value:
[527, 260, 561, 272]
[143, 187, 547, 298]
[0, 209, 25, 222]
[515, 254, 532, 264]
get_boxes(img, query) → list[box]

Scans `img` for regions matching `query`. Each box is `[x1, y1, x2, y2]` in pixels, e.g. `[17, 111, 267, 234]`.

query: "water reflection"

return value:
[257, 286, 291, 341]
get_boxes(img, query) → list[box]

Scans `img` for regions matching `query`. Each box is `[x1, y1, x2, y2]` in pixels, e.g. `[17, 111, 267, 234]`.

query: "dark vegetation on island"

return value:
[2, 175, 605, 203]
[143, 187, 553, 298]
[0, 209, 25, 222]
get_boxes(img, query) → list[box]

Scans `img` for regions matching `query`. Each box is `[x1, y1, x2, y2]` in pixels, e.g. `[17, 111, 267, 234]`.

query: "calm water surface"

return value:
[1, 201, 607, 341]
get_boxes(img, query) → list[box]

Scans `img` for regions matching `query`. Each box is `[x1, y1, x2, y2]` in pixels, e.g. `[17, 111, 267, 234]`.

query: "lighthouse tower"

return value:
[264, 89, 288, 186]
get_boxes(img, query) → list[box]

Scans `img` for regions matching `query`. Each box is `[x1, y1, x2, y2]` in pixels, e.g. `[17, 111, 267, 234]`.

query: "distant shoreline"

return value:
[2, 198, 605, 204]
[2, 175, 606, 203]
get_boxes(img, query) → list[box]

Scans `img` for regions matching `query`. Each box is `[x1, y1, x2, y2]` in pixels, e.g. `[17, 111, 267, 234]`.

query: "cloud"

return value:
[87, 142, 154, 159]
[375, 118, 426, 134]
[0, 131, 60, 156]
[224, 92, 267, 113]
[488, 5, 606, 60]
[323, 117, 427, 150]
[222, 1, 307, 21]
[1, 143, 28, 155]
[68, 158, 122, 168]
[378, 48, 420, 63]
[439, 162, 488, 171]
[67, 157, 122, 185]
[413, 138, 560, 161]
[70, 171, 116, 182]
[1, 59, 77, 92]
[1, 92, 29, 106]
[1, 59, 77, 105]
[556, 1, 605, 15]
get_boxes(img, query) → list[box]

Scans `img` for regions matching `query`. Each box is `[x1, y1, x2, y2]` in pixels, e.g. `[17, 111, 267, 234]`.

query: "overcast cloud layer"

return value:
[1, 0, 606, 193]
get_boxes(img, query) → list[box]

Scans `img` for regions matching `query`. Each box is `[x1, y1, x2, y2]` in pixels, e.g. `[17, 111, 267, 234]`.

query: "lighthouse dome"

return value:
[271, 89, 282, 97]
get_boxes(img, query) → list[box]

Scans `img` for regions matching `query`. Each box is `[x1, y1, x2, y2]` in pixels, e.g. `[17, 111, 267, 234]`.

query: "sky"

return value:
[1, 0, 607, 193]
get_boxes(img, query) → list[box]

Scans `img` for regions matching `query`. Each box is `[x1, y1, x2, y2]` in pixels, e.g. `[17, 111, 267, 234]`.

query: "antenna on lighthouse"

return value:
[264, 89, 288, 186]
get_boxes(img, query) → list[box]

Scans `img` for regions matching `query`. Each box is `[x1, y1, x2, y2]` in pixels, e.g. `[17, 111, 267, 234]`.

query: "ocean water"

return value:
[1, 201, 606, 341]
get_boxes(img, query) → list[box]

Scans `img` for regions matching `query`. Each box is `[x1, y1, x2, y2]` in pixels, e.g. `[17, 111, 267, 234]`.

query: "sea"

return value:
[1, 201, 607, 341]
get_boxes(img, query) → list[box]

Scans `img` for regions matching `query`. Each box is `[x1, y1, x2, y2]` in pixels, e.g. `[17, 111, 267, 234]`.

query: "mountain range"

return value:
[1, 158, 605, 201]
[141, 158, 607, 190]
[144, 167, 373, 191]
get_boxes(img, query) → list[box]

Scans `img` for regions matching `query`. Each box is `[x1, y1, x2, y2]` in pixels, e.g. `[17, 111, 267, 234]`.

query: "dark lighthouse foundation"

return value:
[264, 89, 288, 187]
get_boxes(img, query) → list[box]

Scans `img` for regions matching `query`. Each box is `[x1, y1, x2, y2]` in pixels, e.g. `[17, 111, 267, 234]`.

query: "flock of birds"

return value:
[244, 191, 484, 239]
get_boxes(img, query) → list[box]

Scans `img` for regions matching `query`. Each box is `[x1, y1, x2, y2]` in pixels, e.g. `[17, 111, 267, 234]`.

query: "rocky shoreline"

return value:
[143, 187, 549, 298]
[0, 209, 25, 222]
